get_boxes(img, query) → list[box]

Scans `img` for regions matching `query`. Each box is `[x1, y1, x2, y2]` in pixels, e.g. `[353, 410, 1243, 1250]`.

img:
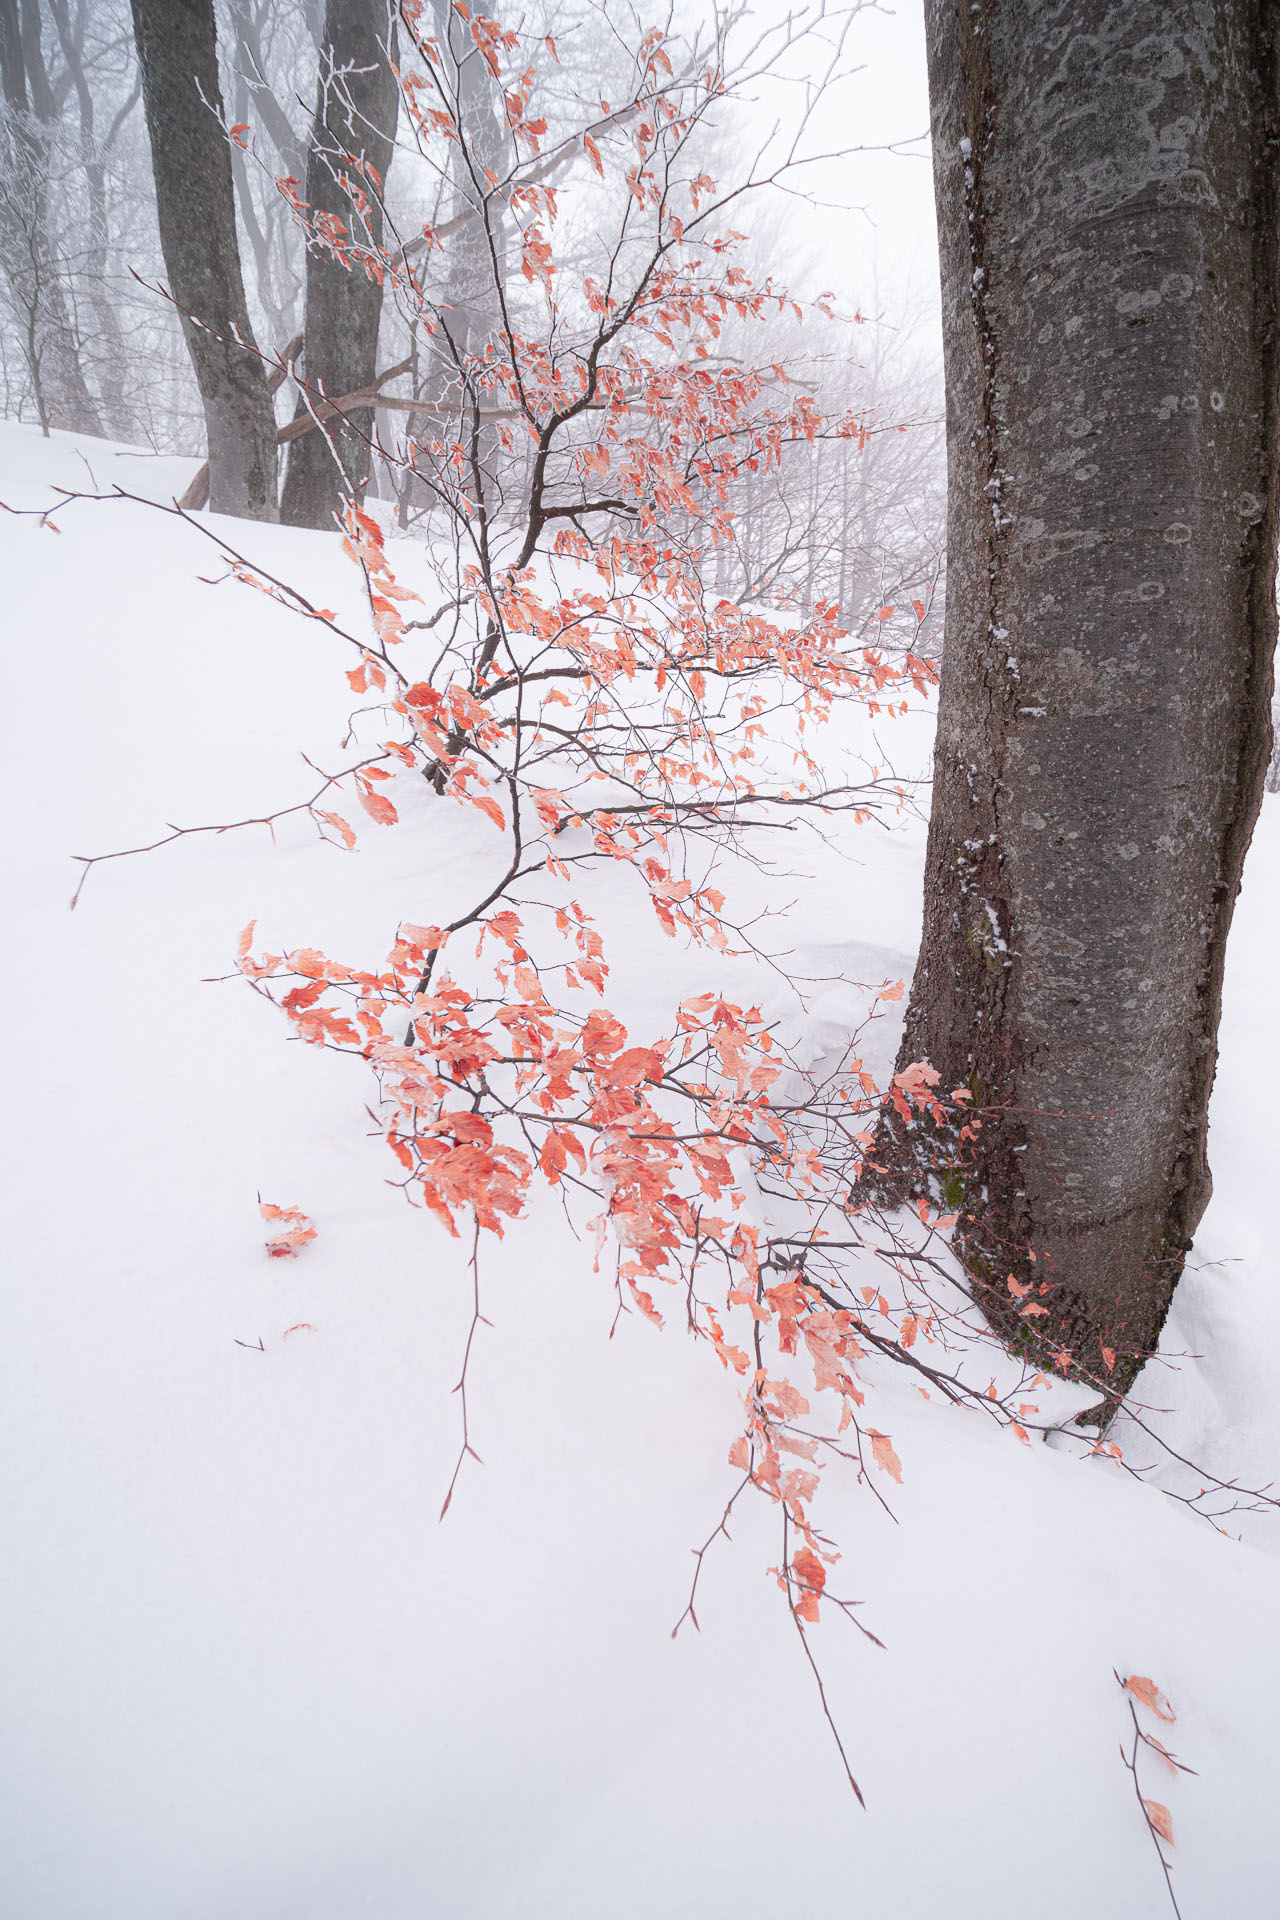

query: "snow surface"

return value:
[3, 420, 1278, 1919]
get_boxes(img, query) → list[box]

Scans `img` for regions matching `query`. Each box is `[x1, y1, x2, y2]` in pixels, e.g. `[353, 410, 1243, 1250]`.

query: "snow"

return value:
[3, 420, 1278, 1918]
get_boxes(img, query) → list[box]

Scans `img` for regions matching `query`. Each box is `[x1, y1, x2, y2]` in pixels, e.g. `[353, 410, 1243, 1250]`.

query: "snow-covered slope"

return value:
[3, 421, 1277, 1919]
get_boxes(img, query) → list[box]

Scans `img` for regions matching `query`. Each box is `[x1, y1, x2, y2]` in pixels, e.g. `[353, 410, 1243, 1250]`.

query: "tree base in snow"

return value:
[860, 1101, 1180, 1420]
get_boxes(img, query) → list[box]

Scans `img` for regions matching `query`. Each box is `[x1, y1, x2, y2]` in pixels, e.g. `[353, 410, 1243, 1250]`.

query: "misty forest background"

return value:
[0, 0, 948, 641]
[6, 0, 1278, 786]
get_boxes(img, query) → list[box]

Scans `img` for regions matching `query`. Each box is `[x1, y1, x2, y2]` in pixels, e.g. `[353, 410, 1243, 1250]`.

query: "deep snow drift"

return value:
[3, 421, 1278, 1919]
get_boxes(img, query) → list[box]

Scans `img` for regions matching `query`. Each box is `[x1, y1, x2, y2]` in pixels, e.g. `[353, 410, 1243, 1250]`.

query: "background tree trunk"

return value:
[280, 0, 398, 530]
[46, 0, 133, 441]
[0, 0, 102, 436]
[883, 0, 1280, 1400]
[429, 0, 511, 506]
[130, 0, 277, 519]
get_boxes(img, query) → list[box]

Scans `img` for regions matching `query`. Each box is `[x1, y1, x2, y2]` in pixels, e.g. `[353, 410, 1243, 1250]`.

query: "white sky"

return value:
[737, 0, 941, 359]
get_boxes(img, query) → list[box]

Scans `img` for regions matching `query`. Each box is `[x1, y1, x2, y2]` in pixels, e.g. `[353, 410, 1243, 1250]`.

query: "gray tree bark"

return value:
[0, 0, 103, 436]
[388, 0, 511, 529]
[46, 0, 134, 441]
[429, 0, 511, 379]
[280, 0, 398, 529]
[130, 0, 277, 519]
[881, 0, 1280, 1402]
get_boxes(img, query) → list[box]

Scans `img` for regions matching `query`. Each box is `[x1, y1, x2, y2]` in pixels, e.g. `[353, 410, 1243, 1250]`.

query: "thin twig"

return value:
[440, 1215, 491, 1519]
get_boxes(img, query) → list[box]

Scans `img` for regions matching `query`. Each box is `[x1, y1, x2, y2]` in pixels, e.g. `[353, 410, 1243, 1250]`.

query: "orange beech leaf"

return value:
[878, 978, 904, 1002]
[401, 922, 446, 951]
[513, 962, 542, 1002]
[1144, 1734, 1182, 1777]
[1124, 1675, 1176, 1723]
[238, 919, 256, 959]
[539, 1130, 585, 1183]
[531, 786, 570, 829]
[282, 979, 326, 1014]
[792, 1545, 827, 1622]
[315, 809, 357, 849]
[867, 1430, 902, 1482]
[893, 1059, 941, 1108]
[473, 795, 506, 831]
[357, 781, 399, 826]
[259, 1200, 317, 1259]
[577, 956, 607, 993]
[1142, 1800, 1175, 1845]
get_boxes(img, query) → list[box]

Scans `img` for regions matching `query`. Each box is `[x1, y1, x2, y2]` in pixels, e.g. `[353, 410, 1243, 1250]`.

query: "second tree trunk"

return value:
[281, 0, 398, 530]
[131, 0, 277, 519]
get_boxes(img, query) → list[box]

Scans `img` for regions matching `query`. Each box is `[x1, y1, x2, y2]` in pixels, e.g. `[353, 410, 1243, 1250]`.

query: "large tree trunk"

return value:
[882, 0, 1280, 1402]
[130, 0, 277, 520]
[280, 0, 398, 530]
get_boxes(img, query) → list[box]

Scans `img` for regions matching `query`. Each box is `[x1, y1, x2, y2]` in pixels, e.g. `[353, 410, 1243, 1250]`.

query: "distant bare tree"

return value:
[222, 0, 312, 349]
[280, 0, 398, 527]
[0, 0, 102, 434]
[44, 0, 136, 438]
